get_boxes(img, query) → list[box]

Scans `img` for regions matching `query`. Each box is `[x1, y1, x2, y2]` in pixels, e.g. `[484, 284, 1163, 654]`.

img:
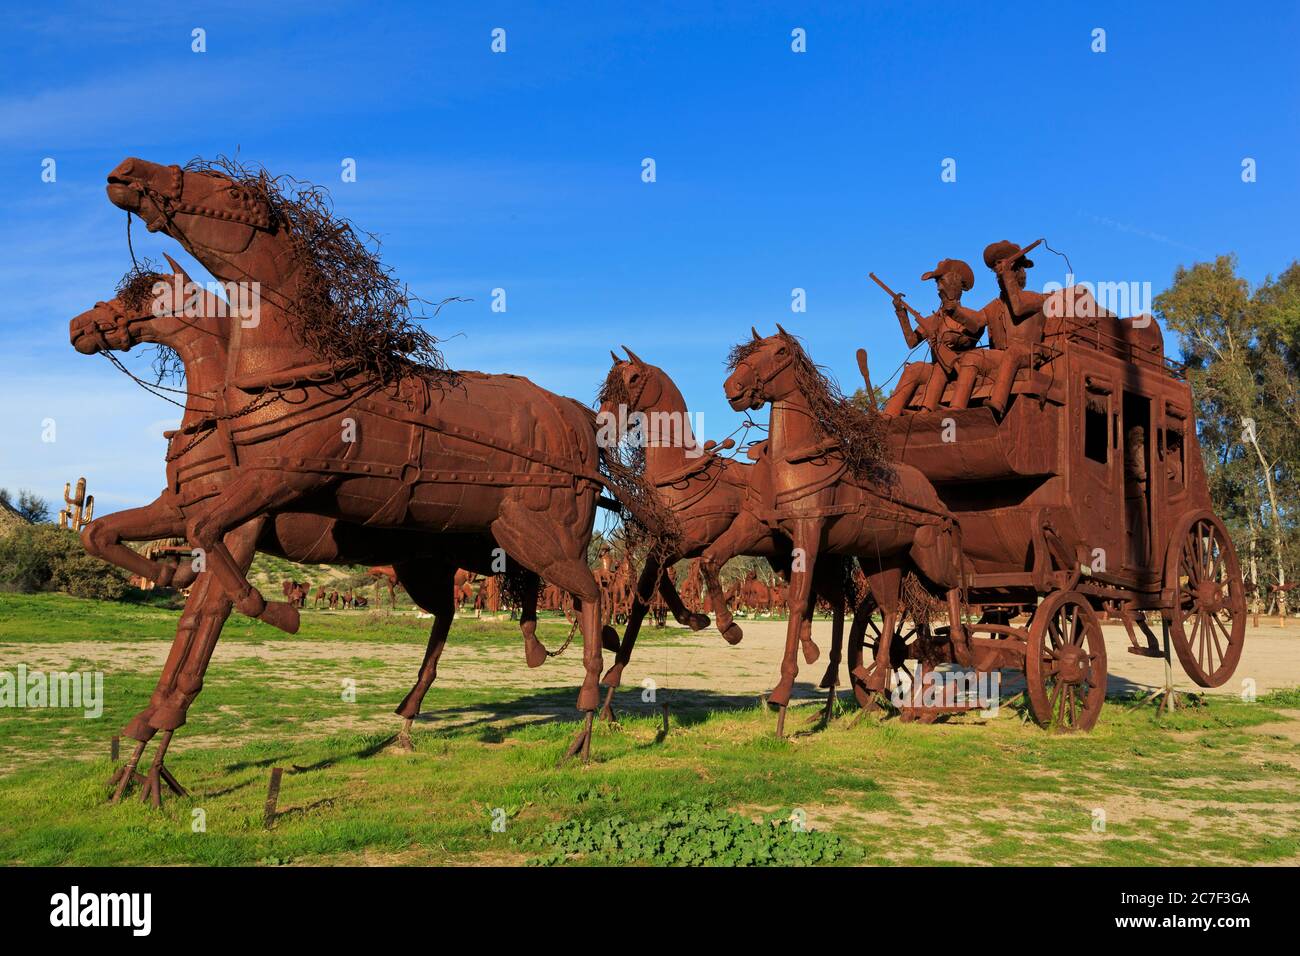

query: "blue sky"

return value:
[2, 1, 1297, 515]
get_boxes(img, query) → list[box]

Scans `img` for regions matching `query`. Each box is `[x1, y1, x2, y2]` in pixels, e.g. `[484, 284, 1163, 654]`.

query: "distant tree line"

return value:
[1156, 255, 1300, 615]
[0, 488, 51, 524]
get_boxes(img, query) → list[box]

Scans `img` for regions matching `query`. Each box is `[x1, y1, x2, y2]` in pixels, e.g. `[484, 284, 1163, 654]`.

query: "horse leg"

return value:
[658, 565, 709, 631]
[391, 562, 456, 748]
[946, 586, 974, 668]
[801, 559, 839, 664]
[699, 511, 770, 645]
[553, 569, 604, 762]
[81, 498, 186, 584]
[112, 518, 263, 807]
[184, 473, 318, 633]
[908, 520, 972, 666]
[491, 501, 605, 763]
[772, 522, 820, 737]
[517, 572, 548, 667]
[846, 591, 881, 710]
[816, 563, 846, 721]
[600, 557, 661, 722]
[855, 567, 902, 693]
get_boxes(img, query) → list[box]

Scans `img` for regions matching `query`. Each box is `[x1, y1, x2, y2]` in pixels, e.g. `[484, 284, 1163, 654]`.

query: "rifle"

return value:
[868, 272, 925, 322]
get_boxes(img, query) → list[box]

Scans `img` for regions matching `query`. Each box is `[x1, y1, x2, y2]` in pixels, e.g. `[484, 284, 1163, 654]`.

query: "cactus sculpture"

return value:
[58, 477, 94, 532]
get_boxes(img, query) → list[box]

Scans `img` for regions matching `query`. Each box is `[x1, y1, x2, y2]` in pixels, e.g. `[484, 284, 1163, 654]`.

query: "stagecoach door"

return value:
[1121, 393, 1154, 573]
[1073, 373, 1123, 575]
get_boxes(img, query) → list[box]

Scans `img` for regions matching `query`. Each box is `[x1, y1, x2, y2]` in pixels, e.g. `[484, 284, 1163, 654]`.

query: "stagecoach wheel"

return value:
[849, 596, 922, 711]
[1025, 591, 1107, 732]
[1164, 511, 1246, 688]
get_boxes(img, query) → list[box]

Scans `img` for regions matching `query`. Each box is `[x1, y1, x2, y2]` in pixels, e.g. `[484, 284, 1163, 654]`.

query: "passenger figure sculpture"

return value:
[1124, 424, 1149, 567]
[963, 239, 1049, 416]
[880, 259, 987, 415]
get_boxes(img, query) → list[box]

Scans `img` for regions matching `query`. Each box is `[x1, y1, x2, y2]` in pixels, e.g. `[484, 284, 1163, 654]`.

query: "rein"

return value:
[100, 351, 191, 410]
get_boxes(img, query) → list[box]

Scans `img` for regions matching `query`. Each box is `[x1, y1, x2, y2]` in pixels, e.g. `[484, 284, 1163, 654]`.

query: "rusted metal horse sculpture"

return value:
[78, 156, 624, 793]
[723, 328, 971, 734]
[597, 349, 857, 720]
[70, 266, 584, 797]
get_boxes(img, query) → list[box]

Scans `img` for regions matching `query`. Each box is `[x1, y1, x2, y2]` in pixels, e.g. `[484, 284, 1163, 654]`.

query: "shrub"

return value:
[0, 524, 128, 600]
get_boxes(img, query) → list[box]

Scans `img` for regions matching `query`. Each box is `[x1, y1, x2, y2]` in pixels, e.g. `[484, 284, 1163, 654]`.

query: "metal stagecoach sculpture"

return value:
[68, 157, 1244, 806]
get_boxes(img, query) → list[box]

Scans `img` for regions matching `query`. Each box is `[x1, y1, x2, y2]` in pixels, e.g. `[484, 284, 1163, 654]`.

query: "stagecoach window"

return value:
[1164, 427, 1185, 489]
[1084, 393, 1109, 464]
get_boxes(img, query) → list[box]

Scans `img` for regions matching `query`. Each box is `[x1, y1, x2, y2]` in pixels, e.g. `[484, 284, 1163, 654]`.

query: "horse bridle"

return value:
[129, 165, 272, 229]
[732, 345, 796, 400]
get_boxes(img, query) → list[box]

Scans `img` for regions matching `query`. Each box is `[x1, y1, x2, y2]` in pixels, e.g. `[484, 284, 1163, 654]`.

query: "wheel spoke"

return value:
[1201, 616, 1222, 671]
[1048, 678, 1064, 720]
[1069, 604, 1084, 645]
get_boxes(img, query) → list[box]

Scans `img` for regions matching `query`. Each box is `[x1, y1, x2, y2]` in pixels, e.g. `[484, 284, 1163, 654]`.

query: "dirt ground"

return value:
[25, 615, 1299, 709]
[591, 616, 1300, 703]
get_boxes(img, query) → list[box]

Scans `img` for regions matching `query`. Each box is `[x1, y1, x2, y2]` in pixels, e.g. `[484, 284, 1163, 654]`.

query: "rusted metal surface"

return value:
[596, 350, 857, 721]
[71, 155, 1243, 797]
[847, 243, 1243, 729]
[74, 156, 646, 788]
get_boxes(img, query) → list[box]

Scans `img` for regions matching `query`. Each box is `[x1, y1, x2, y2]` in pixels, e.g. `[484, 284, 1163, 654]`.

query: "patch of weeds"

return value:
[526, 802, 857, 866]
[1258, 688, 1300, 708]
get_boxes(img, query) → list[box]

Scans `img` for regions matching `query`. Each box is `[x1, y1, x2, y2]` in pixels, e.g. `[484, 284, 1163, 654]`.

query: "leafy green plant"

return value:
[528, 802, 854, 866]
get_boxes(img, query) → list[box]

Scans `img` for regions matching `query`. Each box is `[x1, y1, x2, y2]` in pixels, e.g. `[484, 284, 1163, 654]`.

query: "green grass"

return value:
[0, 592, 1297, 866]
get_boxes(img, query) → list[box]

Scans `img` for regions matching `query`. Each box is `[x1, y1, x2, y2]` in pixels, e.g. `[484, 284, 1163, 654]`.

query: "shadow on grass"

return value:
[406, 685, 776, 745]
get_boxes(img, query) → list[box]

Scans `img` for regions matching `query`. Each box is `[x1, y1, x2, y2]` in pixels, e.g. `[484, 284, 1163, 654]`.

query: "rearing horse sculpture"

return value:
[70, 265, 581, 800]
[82, 156, 626, 786]
[723, 328, 972, 734]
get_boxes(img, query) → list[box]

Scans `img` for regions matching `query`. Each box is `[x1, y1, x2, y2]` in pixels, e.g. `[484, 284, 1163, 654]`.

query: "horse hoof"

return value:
[689, 614, 710, 631]
[260, 601, 300, 634]
[523, 637, 548, 668]
[721, 623, 743, 645]
[600, 626, 621, 654]
[801, 638, 820, 665]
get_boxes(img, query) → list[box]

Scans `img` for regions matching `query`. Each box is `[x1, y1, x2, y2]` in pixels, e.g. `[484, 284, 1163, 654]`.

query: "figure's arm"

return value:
[948, 302, 987, 337]
[894, 294, 923, 348]
[995, 262, 1047, 319]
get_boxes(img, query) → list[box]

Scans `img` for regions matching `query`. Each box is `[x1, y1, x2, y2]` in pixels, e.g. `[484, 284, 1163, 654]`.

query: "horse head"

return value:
[106, 157, 303, 303]
[724, 328, 799, 412]
[70, 254, 228, 358]
[599, 345, 680, 418]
